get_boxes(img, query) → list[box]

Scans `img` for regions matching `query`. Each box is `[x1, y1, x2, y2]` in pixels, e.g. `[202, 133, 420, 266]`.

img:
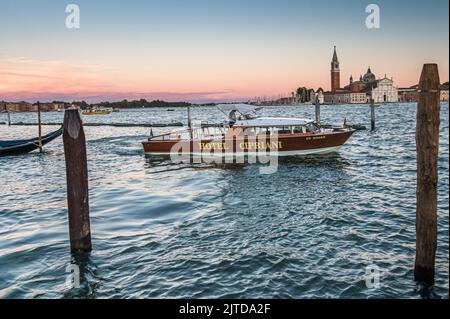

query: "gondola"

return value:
[0, 126, 63, 157]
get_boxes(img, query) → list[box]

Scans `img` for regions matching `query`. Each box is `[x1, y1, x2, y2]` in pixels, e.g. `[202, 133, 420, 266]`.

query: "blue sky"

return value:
[0, 0, 448, 102]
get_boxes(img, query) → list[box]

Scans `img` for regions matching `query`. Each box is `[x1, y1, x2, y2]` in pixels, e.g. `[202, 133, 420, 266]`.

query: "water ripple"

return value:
[0, 103, 448, 298]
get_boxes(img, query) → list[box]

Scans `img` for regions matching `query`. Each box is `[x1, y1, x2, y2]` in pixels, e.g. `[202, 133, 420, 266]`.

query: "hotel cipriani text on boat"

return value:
[142, 104, 355, 161]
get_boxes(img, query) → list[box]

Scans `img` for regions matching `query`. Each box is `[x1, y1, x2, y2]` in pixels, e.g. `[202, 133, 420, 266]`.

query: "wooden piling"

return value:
[37, 102, 42, 152]
[315, 99, 321, 127]
[370, 99, 376, 131]
[414, 64, 440, 286]
[187, 105, 193, 140]
[63, 109, 92, 253]
[7, 111, 11, 126]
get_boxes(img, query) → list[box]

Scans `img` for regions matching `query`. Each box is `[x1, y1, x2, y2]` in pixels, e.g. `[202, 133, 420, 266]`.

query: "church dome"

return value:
[363, 67, 376, 82]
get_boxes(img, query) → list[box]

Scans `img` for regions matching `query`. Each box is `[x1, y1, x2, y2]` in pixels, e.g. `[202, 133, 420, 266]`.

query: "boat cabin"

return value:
[142, 103, 355, 156]
[230, 117, 321, 137]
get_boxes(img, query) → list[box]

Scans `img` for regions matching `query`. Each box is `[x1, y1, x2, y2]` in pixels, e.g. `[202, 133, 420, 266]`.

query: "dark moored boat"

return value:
[0, 126, 63, 157]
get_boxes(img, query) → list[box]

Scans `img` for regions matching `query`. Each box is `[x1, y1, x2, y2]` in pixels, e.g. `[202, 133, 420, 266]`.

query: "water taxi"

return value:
[142, 104, 355, 157]
[81, 108, 112, 115]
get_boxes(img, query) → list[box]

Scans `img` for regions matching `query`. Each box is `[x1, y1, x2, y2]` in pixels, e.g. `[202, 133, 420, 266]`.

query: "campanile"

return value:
[331, 46, 340, 93]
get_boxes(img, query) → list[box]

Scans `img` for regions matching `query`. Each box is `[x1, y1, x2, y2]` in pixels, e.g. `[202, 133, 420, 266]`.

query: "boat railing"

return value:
[149, 125, 227, 141]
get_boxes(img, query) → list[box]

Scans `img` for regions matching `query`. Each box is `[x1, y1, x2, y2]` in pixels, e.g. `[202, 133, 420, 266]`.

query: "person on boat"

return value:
[229, 110, 237, 127]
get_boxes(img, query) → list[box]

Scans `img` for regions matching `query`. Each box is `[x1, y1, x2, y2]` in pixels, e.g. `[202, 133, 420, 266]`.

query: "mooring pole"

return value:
[315, 98, 321, 127]
[63, 108, 92, 253]
[414, 64, 440, 287]
[370, 99, 376, 131]
[7, 110, 11, 126]
[37, 102, 42, 152]
[187, 105, 193, 140]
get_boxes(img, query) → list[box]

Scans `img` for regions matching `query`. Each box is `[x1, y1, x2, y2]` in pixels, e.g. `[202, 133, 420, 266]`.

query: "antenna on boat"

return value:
[214, 104, 229, 118]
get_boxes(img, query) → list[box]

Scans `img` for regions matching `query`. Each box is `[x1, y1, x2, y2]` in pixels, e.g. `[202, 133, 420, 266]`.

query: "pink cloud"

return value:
[0, 56, 249, 103]
[0, 89, 244, 103]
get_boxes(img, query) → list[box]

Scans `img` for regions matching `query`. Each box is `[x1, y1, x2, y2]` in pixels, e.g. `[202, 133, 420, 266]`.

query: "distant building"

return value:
[330, 46, 340, 93]
[5, 101, 32, 112]
[398, 86, 419, 102]
[29, 102, 65, 112]
[48, 103, 65, 111]
[323, 47, 398, 104]
[310, 88, 324, 104]
[397, 82, 448, 102]
[370, 76, 399, 103]
[440, 83, 449, 102]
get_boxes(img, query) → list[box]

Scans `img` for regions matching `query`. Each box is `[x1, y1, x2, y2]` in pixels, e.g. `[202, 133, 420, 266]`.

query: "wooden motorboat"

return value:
[0, 126, 63, 157]
[142, 104, 355, 157]
[82, 108, 112, 115]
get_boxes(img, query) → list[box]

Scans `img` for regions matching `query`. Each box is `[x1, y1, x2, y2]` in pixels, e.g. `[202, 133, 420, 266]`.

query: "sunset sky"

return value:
[0, 0, 449, 103]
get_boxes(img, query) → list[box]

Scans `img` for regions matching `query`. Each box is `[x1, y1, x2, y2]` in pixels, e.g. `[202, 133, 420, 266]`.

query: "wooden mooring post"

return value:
[37, 102, 42, 152]
[370, 99, 376, 131]
[414, 64, 440, 287]
[63, 108, 92, 253]
[187, 105, 193, 140]
[7, 110, 11, 126]
[315, 99, 321, 127]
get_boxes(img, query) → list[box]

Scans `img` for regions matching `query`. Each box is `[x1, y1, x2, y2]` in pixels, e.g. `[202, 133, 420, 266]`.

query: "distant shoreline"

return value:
[1, 101, 448, 114]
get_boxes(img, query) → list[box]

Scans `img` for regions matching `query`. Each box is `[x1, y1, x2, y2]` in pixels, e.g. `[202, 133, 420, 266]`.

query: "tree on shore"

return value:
[296, 87, 314, 103]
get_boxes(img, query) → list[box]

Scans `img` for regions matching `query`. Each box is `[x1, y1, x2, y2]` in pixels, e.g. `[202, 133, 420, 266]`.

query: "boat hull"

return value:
[142, 130, 355, 157]
[0, 126, 63, 157]
[81, 111, 111, 115]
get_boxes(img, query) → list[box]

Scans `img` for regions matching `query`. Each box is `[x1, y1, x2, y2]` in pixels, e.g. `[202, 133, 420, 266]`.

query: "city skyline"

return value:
[0, 0, 449, 103]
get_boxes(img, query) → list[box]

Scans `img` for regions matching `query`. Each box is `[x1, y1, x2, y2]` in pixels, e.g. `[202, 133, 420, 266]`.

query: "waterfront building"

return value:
[398, 86, 419, 102]
[323, 47, 399, 104]
[4, 101, 32, 112]
[310, 88, 325, 104]
[330, 46, 340, 93]
[398, 82, 448, 102]
[370, 76, 399, 103]
[440, 83, 449, 101]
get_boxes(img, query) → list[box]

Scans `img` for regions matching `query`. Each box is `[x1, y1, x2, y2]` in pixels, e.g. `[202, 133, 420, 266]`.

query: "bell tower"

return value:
[331, 46, 340, 93]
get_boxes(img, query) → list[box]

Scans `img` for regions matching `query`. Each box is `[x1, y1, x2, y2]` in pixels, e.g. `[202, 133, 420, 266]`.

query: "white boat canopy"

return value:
[234, 117, 315, 127]
[216, 103, 263, 114]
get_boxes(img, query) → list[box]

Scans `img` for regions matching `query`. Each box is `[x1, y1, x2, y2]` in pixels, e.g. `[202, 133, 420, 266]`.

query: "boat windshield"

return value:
[306, 122, 320, 133]
[257, 123, 319, 135]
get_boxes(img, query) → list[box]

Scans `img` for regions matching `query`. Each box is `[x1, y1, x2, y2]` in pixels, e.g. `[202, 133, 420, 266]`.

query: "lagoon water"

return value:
[0, 103, 448, 298]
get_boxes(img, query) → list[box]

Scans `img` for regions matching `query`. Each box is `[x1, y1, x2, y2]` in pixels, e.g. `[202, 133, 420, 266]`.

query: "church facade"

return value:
[323, 47, 399, 104]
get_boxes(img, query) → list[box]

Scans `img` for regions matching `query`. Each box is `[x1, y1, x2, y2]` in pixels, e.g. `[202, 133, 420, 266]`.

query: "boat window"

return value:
[244, 127, 256, 136]
[277, 126, 291, 134]
[306, 122, 320, 133]
[293, 126, 304, 133]
[254, 127, 264, 135]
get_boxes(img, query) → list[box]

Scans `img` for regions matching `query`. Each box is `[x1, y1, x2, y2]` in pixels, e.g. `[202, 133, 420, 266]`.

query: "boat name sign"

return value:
[199, 141, 283, 151]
